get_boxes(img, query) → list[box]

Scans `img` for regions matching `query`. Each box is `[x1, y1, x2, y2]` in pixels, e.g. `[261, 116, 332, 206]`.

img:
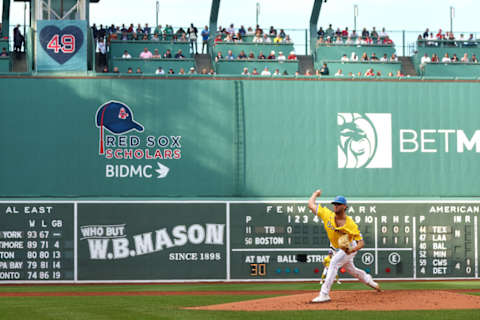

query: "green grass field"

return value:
[1, 281, 480, 320]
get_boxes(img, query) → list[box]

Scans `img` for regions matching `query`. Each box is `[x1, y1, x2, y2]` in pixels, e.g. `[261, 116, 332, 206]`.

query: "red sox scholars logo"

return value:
[95, 100, 182, 179]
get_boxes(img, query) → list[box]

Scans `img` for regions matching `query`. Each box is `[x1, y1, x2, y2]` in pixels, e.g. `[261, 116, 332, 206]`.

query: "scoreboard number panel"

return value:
[229, 202, 478, 280]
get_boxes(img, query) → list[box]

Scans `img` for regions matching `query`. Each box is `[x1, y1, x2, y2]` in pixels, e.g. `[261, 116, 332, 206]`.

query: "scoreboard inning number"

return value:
[47, 34, 75, 53]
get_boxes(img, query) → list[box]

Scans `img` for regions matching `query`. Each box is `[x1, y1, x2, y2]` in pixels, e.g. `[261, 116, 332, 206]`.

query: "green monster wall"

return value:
[0, 77, 479, 197]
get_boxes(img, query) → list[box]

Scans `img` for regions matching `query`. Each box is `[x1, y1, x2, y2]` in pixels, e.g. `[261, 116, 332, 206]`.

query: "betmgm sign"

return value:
[36, 20, 87, 71]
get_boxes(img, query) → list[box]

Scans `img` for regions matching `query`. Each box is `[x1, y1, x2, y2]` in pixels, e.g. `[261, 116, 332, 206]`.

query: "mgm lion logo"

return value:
[337, 113, 392, 169]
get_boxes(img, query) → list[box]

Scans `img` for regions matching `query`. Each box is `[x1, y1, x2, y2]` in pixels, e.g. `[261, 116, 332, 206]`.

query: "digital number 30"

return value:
[47, 34, 75, 53]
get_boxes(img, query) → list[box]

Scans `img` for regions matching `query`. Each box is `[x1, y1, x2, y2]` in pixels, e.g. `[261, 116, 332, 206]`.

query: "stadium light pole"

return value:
[353, 4, 358, 32]
[450, 6, 454, 33]
[156, 1, 160, 28]
[256, 2, 260, 27]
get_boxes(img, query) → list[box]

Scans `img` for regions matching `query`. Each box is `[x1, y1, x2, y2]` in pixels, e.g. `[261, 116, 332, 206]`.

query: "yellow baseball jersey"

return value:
[323, 255, 331, 267]
[316, 205, 363, 248]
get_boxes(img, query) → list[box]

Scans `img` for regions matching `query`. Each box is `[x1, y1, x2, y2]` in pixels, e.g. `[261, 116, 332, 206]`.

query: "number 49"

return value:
[47, 34, 75, 53]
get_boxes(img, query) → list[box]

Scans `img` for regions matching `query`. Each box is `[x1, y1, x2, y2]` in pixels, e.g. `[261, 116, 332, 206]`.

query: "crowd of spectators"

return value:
[214, 50, 297, 62]
[92, 23, 207, 54]
[338, 52, 398, 62]
[316, 25, 393, 45]
[213, 24, 293, 44]
[332, 68, 405, 78]
[102, 65, 216, 75]
[120, 48, 188, 59]
[420, 52, 479, 64]
[418, 29, 477, 47]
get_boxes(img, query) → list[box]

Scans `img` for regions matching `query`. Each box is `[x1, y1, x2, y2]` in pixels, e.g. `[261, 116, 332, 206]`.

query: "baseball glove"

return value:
[337, 234, 352, 252]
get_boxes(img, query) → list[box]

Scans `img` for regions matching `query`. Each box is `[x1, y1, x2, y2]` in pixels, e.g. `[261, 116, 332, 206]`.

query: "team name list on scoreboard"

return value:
[229, 202, 479, 279]
[0, 204, 74, 281]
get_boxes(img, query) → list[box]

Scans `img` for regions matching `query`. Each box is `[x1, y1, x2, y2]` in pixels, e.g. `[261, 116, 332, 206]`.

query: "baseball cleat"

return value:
[311, 293, 331, 303]
[336, 280, 342, 284]
[369, 281, 382, 292]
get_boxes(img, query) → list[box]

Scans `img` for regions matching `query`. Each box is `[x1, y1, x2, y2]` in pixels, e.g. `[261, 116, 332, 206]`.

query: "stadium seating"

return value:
[321, 61, 401, 76]
[414, 43, 480, 74]
[212, 42, 294, 58]
[215, 59, 298, 75]
[108, 40, 191, 58]
[315, 44, 396, 63]
[109, 57, 195, 73]
[422, 63, 480, 77]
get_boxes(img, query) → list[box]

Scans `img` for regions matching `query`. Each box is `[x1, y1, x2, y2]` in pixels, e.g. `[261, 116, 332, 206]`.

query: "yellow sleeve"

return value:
[338, 217, 363, 241]
[316, 204, 333, 222]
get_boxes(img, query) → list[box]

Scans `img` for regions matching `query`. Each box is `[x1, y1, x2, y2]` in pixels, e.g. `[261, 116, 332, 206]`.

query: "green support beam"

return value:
[2, 0, 11, 39]
[309, 0, 323, 56]
[208, 0, 220, 53]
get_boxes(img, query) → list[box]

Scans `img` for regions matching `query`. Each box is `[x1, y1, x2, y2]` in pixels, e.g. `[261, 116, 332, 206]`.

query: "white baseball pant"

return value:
[320, 241, 376, 296]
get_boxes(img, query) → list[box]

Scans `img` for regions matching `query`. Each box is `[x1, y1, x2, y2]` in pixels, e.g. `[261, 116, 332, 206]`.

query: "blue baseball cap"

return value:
[96, 101, 143, 134]
[331, 195, 347, 205]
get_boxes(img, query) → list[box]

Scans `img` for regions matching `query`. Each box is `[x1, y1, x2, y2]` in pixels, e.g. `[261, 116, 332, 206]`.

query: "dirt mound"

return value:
[189, 290, 480, 311]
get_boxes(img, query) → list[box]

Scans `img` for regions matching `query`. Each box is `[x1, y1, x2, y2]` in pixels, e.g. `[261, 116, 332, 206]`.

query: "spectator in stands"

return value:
[237, 50, 247, 59]
[274, 34, 283, 43]
[441, 53, 451, 63]
[390, 53, 398, 62]
[92, 24, 98, 40]
[168, 68, 175, 74]
[214, 34, 223, 45]
[361, 27, 369, 39]
[267, 51, 276, 60]
[127, 67, 133, 73]
[376, 71, 382, 76]
[208, 68, 216, 75]
[179, 34, 188, 42]
[251, 68, 259, 75]
[472, 54, 478, 63]
[273, 69, 281, 76]
[113, 67, 119, 73]
[136, 67, 142, 74]
[246, 27, 255, 35]
[175, 49, 185, 59]
[122, 50, 132, 59]
[263, 34, 272, 43]
[364, 68, 375, 77]
[370, 53, 379, 61]
[227, 24, 235, 35]
[261, 67, 272, 76]
[253, 33, 263, 43]
[371, 27, 379, 40]
[380, 53, 388, 62]
[176, 27, 187, 40]
[317, 27, 325, 39]
[380, 27, 388, 39]
[241, 67, 249, 75]
[152, 49, 161, 59]
[154, 24, 162, 36]
[383, 36, 393, 45]
[98, 25, 107, 40]
[451, 53, 459, 62]
[155, 67, 165, 75]
[361, 52, 369, 61]
[139, 47, 153, 59]
[341, 54, 349, 62]
[277, 51, 286, 61]
[335, 37, 343, 44]
[387, 71, 394, 77]
[189, 67, 196, 74]
[421, 53, 431, 65]
[344, 36, 353, 45]
[319, 63, 329, 75]
[179, 68, 185, 75]
[239, 25, 247, 37]
[335, 69, 344, 76]
[131, 33, 139, 41]
[269, 26, 277, 37]
[304, 69, 312, 76]
[284, 35, 292, 44]
[288, 51, 297, 60]
[351, 30, 358, 39]
[215, 51, 223, 62]
[97, 37, 107, 66]
[431, 53, 439, 63]
[325, 24, 334, 38]
[201, 68, 208, 74]
[248, 52, 255, 59]
[423, 28, 429, 39]
[164, 49, 172, 59]
[102, 66, 109, 73]
[201, 26, 210, 53]
[165, 25, 174, 38]
[341, 27, 349, 38]
[461, 53, 469, 63]
[279, 29, 286, 38]
[224, 34, 234, 42]
[152, 33, 160, 41]
[135, 24, 142, 34]
[187, 23, 198, 54]
[350, 52, 358, 61]
[258, 51, 266, 59]
[226, 50, 235, 60]
[1, 47, 8, 57]
[436, 29, 444, 40]
[396, 70, 405, 77]
[235, 33, 243, 43]
[141, 34, 149, 40]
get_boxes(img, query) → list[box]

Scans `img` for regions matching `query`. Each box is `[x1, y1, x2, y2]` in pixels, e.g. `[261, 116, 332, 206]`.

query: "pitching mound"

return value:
[189, 290, 480, 311]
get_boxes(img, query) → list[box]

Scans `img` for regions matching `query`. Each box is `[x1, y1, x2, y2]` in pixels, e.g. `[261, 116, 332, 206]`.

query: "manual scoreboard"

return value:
[0, 201, 477, 282]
